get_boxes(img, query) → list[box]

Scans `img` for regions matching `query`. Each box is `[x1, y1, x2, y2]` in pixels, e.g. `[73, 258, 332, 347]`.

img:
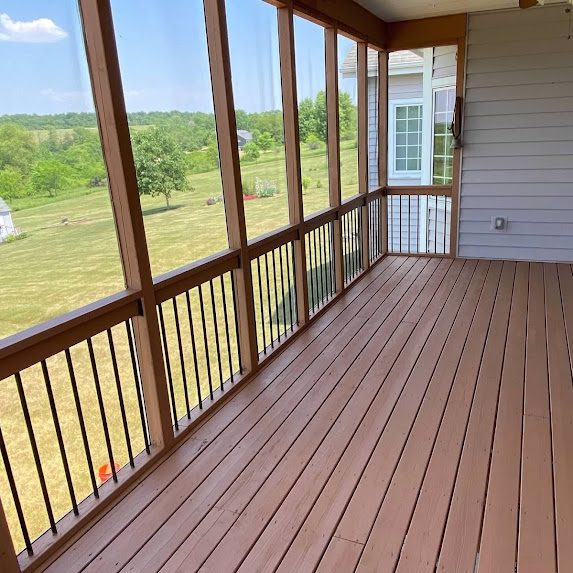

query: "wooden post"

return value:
[204, 0, 259, 370]
[79, 0, 174, 448]
[0, 497, 19, 573]
[325, 27, 344, 292]
[278, 3, 310, 325]
[378, 50, 389, 254]
[357, 41, 370, 270]
[449, 36, 465, 258]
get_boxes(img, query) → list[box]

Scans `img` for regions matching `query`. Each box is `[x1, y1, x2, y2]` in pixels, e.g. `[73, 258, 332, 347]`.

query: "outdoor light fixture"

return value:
[450, 96, 463, 150]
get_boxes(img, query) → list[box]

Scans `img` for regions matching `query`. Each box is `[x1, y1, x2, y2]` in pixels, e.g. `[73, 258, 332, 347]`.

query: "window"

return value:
[432, 87, 455, 185]
[391, 102, 422, 177]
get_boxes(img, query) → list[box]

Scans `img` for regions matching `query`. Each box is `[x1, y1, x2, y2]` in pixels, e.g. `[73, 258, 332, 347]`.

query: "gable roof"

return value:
[340, 45, 423, 76]
[237, 130, 253, 141]
[0, 197, 11, 213]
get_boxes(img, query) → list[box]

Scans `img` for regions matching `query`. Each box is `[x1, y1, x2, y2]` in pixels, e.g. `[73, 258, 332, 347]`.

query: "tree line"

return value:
[0, 92, 356, 205]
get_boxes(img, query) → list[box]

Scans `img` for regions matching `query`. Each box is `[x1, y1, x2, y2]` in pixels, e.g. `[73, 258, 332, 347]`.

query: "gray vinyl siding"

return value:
[459, 6, 573, 263]
[433, 45, 457, 80]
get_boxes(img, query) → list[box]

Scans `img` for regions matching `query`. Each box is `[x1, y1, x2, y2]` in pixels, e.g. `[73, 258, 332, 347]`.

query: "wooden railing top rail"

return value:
[386, 185, 453, 197]
[247, 224, 300, 260]
[0, 290, 141, 382]
[153, 248, 241, 304]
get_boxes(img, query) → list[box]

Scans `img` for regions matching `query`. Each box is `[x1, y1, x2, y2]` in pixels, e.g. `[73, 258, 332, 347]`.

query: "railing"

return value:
[368, 195, 384, 263]
[0, 297, 150, 559]
[305, 220, 336, 314]
[386, 186, 453, 256]
[341, 204, 364, 285]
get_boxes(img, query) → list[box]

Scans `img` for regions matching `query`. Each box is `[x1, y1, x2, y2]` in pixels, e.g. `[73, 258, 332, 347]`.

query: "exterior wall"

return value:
[459, 6, 573, 262]
[433, 45, 457, 80]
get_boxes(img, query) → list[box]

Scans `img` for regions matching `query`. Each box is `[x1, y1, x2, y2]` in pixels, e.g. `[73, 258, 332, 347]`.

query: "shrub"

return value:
[242, 142, 260, 162]
[205, 195, 223, 206]
[4, 232, 27, 244]
[316, 179, 323, 188]
[302, 176, 311, 193]
[254, 177, 278, 198]
[306, 134, 320, 150]
[242, 179, 254, 196]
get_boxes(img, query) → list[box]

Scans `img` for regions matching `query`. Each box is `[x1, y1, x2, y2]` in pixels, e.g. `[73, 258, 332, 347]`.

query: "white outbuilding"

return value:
[0, 197, 16, 242]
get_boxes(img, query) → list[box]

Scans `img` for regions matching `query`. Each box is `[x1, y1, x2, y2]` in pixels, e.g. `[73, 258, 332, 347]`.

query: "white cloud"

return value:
[40, 88, 89, 102]
[0, 13, 67, 43]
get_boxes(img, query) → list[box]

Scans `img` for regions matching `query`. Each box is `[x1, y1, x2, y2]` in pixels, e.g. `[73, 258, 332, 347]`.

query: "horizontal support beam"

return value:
[386, 185, 452, 197]
[0, 291, 141, 381]
[293, 0, 387, 48]
[386, 13, 467, 51]
[153, 249, 241, 304]
[247, 224, 300, 260]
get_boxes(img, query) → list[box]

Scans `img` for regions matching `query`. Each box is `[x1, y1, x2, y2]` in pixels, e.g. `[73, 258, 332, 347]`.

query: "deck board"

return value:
[43, 256, 573, 573]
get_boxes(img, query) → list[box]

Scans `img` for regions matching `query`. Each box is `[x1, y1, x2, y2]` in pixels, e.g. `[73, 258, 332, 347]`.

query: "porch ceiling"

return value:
[356, 0, 566, 21]
[43, 255, 573, 573]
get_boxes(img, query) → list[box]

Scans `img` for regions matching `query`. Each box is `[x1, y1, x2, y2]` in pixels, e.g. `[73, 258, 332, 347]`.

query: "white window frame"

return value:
[430, 81, 456, 186]
[388, 98, 423, 180]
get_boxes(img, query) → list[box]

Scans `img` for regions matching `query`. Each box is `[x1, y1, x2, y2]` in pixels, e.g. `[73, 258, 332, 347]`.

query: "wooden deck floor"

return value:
[46, 256, 573, 573]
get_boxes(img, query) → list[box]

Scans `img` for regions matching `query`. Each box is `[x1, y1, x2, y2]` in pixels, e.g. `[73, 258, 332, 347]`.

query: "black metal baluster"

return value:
[87, 339, 118, 482]
[209, 279, 224, 391]
[351, 210, 357, 278]
[125, 321, 150, 453]
[264, 253, 274, 348]
[0, 425, 32, 554]
[285, 242, 294, 331]
[306, 234, 314, 311]
[106, 329, 135, 466]
[358, 208, 363, 272]
[15, 371, 56, 533]
[157, 304, 178, 428]
[185, 291, 203, 409]
[290, 243, 299, 326]
[230, 271, 243, 372]
[278, 246, 287, 339]
[40, 360, 78, 515]
[65, 348, 99, 494]
[319, 224, 329, 300]
[399, 195, 403, 253]
[408, 195, 411, 254]
[171, 299, 191, 418]
[220, 275, 234, 383]
[330, 222, 335, 292]
[390, 196, 394, 253]
[312, 228, 321, 307]
[198, 284, 214, 400]
[342, 213, 348, 283]
[271, 249, 281, 343]
[255, 258, 266, 354]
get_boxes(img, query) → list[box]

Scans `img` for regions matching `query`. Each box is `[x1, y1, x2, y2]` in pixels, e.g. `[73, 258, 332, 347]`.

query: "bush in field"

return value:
[242, 142, 260, 162]
[302, 176, 311, 194]
[316, 179, 323, 188]
[0, 167, 27, 200]
[256, 132, 274, 151]
[254, 178, 278, 198]
[306, 134, 320, 150]
[132, 127, 187, 208]
[30, 160, 74, 197]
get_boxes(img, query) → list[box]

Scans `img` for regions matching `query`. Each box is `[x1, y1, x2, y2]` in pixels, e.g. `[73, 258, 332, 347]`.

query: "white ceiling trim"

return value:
[355, 0, 567, 22]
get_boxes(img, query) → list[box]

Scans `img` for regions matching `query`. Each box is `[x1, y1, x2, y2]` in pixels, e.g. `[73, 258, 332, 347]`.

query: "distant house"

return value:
[237, 130, 253, 150]
[0, 198, 16, 242]
[342, 46, 457, 253]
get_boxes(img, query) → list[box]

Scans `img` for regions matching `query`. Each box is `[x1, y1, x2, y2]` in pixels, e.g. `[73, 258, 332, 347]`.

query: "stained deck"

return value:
[45, 256, 573, 573]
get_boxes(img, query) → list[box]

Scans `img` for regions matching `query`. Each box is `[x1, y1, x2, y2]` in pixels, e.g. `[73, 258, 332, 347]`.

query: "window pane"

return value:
[111, 0, 227, 277]
[384, 46, 457, 187]
[294, 16, 329, 217]
[338, 35, 358, 201]
[227, 0, 288, 240]
[0, 2, 123, 340]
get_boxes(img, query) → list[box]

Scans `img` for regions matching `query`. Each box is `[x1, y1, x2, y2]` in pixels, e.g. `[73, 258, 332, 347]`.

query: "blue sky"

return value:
[0, 0, 355, 117]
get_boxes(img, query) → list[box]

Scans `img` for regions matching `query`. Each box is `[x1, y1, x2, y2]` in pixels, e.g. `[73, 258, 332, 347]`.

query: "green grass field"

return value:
[0, 141, 358, 552]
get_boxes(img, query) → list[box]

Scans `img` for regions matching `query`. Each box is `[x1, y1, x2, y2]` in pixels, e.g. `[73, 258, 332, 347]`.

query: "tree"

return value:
[0, 167, 26, 200]
[242, 142, 260, 162]
[298, 98, 316, 142]
[30, 160, 74, 197]
[256, 132, 274, 151]
[338, 91, 357, 140]
[132, 127, 187, 207]
[0, 124, 37, 175]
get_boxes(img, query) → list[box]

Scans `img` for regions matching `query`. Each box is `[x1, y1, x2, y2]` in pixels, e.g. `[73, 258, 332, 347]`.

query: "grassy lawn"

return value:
[0, 141, 358, 552]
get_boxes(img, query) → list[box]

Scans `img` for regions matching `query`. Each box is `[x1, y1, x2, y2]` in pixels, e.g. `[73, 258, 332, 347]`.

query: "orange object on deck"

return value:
[98, 462, 121, 484]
